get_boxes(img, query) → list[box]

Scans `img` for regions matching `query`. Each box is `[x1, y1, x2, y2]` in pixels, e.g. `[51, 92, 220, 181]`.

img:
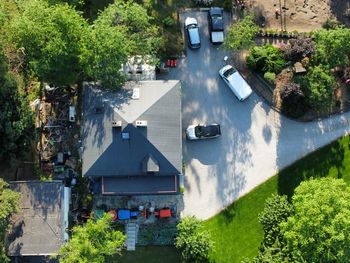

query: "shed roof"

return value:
[7, 181, 68, 256]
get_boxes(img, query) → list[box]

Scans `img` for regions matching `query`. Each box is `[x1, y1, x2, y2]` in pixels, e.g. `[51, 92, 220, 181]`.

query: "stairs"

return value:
[126, 222, 138, 251]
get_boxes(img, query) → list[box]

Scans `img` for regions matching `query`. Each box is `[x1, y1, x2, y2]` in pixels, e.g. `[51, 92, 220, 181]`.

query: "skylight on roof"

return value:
[122, 132, 130, 140]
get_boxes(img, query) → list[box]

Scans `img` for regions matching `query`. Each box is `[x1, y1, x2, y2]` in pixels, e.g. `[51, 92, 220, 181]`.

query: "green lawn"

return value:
[111, 246, 181, 263]
[205, 135, 350, 263]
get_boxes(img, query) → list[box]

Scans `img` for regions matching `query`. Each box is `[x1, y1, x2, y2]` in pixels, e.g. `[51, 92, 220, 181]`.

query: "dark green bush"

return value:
[222, 0, 233, 12]
[246, 45, 286, 74]
[280, 82, 307, 118]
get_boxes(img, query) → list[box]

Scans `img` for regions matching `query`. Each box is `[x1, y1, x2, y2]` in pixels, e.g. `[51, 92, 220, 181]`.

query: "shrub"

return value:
[246, 45, 286, 73]
[305, 65, 336, 109]
[175, 216, 214, 262]
[263, 72, 276, 83]
[162, 16, 176, 28]
[258, 194, 292, 248]
[280, 82, 307, 118]
[281, 37, 315, 62]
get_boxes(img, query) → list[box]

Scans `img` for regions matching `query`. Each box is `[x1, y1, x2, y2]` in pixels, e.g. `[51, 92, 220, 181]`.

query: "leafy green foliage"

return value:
[281, 37, 315, 62]
[88, 0, 161, 89]
[0, 56, 34, 161]
[57, 213, 126, 263]
[258, 195, 292, 248]
[313, 27, 350, 68]
[0, 179, 20, 263]
[7, 0, 90, 85]
[281, 178, 350, 262]
[263, 72, 276, 83]
[304, 65, 336, 109]
[280, 82, 307, 118]
[175, 216, 214, 263]
[247, 45, 285, 74]
[224, 15, 259, 51]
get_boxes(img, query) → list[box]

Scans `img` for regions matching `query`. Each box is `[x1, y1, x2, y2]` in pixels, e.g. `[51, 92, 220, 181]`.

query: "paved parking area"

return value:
[160, 11, 350, 219]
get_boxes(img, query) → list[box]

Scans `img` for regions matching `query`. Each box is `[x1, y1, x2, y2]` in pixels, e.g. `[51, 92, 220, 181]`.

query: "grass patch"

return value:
[110, 246, 181, 263]
[205, 135, 350, 263]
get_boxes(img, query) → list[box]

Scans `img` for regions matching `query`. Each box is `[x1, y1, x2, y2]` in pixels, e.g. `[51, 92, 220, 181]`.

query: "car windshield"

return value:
[223, 67, 237, 78]
[195, 125, 217, 137]
[212, 14, 222, 19]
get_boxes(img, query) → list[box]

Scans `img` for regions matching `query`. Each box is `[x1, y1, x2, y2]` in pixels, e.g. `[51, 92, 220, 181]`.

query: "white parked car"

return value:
[186, 124, 221, 140]
[219, 65, 253, 101]
[185, 17, 201, 49]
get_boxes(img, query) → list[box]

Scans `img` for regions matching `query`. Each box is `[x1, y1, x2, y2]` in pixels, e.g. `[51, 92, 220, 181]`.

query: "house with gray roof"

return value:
[7, 181, 69, 261]
[82, 80, 182, 195]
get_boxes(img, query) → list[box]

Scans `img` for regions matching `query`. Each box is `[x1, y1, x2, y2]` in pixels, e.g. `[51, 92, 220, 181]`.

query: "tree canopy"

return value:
[281, 178, 350, 262]
[2, 0, 161, 89]
[57, 213, 125, 263]
[0, 179, 20, 262]
[175, 216, 214, 263]
[0, 52, 34, 161]
[313, 27, 350, 69]
[6, 0, 90, 85]
[224, 15, 259, 51]
[89, 0, 161, 89]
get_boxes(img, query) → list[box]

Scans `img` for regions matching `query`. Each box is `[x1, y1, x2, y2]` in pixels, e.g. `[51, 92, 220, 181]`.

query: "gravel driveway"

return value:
[160, 11, 350, 219]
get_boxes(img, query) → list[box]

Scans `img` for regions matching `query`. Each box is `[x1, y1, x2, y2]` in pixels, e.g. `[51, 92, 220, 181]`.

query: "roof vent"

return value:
[121, 132, 130, 140]
[135, 120, 147, 127]
[131, 88, 140, 99]
[112, 120, 122, 128]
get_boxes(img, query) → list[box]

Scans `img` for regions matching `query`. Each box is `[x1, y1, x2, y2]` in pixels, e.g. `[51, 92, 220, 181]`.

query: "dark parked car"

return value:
[186, 124, 221, 140]
[208, 7, 224, 44]
[185, 17, 201, 49]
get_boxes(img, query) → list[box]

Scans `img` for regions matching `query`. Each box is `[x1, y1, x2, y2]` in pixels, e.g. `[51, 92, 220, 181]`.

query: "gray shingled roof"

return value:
[82, 81, 182, 193]
[7, 181, 66, 256]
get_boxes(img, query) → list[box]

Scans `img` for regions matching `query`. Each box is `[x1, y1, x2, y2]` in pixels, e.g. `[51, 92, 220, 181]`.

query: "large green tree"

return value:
[313, 27, 350, 69]
[0, 53, 34, 161]
[175, 216, 214, 263]
[224, 15, 259, 51]
[57, 213, 125, 263]
[281, 178, 350, 262]
[0, 179, 20, 262]
[89, 0, 161, 89]
[6, 0, 90, 85]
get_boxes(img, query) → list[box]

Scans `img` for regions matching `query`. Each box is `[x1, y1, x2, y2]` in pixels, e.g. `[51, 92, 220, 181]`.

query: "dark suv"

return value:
[208, 7, 224, 44]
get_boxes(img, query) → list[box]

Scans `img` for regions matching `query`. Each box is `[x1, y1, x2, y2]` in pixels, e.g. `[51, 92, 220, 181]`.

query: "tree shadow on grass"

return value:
[277, 137, 347, 199]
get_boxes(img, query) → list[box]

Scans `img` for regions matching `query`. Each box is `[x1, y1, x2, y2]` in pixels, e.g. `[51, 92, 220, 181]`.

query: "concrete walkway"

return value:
[161, 11, 350, 220]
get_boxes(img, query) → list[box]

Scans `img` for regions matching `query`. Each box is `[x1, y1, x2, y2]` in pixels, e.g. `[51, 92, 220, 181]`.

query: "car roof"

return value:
[201, 125, 219, 136]
[226, 69, 252, 100]
[188, 27, 200, 45]
[185, 17, 198, 27]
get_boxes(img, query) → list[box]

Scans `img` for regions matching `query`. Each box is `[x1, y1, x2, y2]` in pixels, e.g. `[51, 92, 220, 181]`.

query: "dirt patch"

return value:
[247, 0, 350, 32]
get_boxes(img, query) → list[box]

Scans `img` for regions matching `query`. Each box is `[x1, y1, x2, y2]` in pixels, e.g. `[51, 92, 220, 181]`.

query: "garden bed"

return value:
[137, 221, 178, 246]
[233, 29, 350, 121]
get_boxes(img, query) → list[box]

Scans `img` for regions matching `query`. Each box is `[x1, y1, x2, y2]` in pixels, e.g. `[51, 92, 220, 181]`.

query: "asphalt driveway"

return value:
[160, 11, 350, 219]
